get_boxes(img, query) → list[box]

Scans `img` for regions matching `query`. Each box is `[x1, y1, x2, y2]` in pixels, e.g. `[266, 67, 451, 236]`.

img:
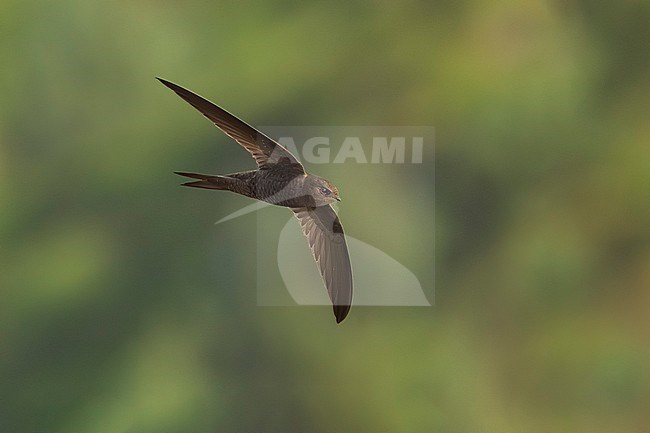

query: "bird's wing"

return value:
[291, 205, 353, 323]
[157, 78, 303, 170]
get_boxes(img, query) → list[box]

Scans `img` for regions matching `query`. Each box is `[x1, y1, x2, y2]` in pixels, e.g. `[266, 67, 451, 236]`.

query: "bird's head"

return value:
[306, 175, 341, 206]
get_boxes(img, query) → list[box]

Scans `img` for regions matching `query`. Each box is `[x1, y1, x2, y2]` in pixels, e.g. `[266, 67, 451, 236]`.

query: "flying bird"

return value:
[157, 78, 353, 323]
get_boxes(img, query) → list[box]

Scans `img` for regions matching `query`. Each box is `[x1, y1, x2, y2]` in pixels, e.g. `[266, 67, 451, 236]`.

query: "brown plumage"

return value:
[158, 78, 352, 323]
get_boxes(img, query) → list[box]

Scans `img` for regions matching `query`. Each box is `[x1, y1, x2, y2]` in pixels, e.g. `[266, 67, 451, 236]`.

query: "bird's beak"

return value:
[336, 197, 341, 201]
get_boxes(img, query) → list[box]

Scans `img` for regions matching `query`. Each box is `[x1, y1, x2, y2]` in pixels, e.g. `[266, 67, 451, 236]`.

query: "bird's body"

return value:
[158, 78, 352, 323]
[178, 165, 325, 208]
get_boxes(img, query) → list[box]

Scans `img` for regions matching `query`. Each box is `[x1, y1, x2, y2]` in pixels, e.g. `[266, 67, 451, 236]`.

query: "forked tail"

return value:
[174, 171, 238, 191]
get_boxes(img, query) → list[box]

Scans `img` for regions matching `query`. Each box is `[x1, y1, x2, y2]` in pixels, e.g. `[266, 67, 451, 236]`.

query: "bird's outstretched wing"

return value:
[157, 78, 303, 170]
[291, 205, 353, 323]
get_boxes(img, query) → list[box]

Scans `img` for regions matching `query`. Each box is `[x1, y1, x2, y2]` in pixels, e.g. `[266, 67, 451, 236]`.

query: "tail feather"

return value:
[174, 171, 234, 190]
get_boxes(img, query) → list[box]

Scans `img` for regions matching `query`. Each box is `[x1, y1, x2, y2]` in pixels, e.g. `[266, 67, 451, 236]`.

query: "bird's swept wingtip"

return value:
[156, 77, 176, 90]
[334, 304, 351, 324]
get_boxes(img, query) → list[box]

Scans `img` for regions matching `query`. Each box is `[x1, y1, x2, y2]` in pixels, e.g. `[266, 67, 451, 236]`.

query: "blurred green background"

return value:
[1, 1, 648, 431]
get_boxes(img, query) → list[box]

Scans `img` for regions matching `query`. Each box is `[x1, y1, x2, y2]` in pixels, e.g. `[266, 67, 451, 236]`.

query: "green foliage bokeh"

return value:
[0, 1, 648, 431]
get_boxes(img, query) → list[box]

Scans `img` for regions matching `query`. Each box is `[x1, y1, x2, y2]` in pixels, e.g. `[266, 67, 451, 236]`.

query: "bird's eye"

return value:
[319, 186, 331, 196]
